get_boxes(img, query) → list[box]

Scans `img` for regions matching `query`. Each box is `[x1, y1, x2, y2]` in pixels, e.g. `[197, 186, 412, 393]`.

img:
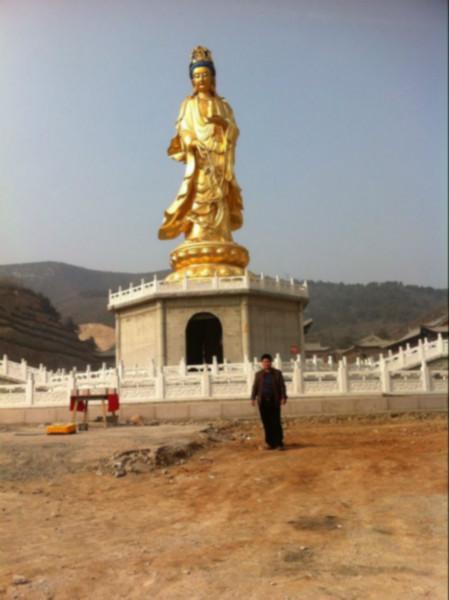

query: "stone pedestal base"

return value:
[110, 275, 309, 368]
[166, 240, 249, 281]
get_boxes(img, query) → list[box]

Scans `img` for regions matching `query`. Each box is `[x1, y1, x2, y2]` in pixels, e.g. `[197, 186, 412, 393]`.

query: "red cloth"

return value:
[107, 393, 119, 412]
[70, 397, 86, 412]
[70, 394, 119, 412]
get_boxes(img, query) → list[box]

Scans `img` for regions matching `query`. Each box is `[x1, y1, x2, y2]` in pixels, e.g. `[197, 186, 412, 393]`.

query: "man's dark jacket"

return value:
[251, 368, 287, 405]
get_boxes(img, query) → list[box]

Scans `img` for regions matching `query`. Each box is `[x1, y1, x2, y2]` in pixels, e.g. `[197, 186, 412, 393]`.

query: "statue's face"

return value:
[192, 66, 213, 94]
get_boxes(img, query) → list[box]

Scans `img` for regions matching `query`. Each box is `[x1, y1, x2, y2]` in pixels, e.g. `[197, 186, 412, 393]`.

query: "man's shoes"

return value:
[277, 444, 285, 451]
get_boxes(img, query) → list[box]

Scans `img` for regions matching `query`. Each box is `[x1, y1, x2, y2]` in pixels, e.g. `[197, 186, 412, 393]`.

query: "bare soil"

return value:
[78, 323, 115, 352]
[0, 413, 447, 600]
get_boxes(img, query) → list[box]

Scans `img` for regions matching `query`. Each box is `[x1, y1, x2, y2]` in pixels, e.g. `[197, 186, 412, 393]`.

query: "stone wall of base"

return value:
[0, 394, 447, 424]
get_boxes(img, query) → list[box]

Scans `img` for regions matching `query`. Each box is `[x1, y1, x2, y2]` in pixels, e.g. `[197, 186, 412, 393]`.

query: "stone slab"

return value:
[283, 398, 323, 415]
[321, 397, 356, 414]
[221, 400, 255, 419]
[189, 401, 222, 420]
[154, 402, 191, 421]
[0, 394, 446, 424]
[0, 408, 26, 424]
[120, 404, 157, 421]
[353, 396, 389, 414]
[387, 396, 420, 412]
[418, 395, 448, 411]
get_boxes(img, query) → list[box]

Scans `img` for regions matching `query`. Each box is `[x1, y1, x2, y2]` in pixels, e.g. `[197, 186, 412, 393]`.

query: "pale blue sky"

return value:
[0, 0, 447, 286]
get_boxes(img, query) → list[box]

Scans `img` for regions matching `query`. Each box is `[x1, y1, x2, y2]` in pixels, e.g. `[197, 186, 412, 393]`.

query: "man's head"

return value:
[260, 353, 273, 371]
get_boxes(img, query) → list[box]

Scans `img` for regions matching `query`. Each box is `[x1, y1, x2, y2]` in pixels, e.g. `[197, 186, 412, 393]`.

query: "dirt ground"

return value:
[0, 413, 447, 600]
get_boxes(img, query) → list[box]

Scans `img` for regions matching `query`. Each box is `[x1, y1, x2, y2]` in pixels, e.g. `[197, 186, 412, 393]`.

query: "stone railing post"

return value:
[274, 353, 282, 370]
[67, 372, 76, 403]
[21, 358, 28, 381]
[149, 358, 156, 378]
[292, 360, 304, 395]
[118, 360, 124, 381]
[418, 339, 426, 364]
[245, 358, 255, 395]
[244, 270, 250, 287]
[2, 354, 8, 377]
[71, 367, 77, 387]
[437, 332, 444, 354]
[211, 356, 219, 376]
[25, 373, 34, 406]
[178, 357, 187, 376]
[337, 359, 348, 394]
[155, 369, 165, 399]
[112, 368, 120, 393]
[42, 365, 48, 385]
[201, 369, 211, 398]
[421, 361, 431, 393]
[379, 355, 391, 394]
[398, 347, 405, 368]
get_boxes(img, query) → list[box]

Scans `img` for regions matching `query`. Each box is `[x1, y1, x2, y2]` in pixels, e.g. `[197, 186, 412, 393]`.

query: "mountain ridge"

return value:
[0, 261, 447, 347]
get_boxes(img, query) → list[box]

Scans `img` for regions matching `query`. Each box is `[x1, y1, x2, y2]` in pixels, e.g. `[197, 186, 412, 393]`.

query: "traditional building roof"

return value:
[305, 341, 331, 352]
[387, 313, 448, 348]
[354, 334, 391, 348]
[303, 318, 313, 333]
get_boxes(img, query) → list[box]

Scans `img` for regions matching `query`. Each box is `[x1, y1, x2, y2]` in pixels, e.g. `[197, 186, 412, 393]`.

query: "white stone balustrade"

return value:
[0, 357, 446, 408]
[0, 332, 446, 408]
[108, 272, 309, 310]
[376, 334, 448, 372]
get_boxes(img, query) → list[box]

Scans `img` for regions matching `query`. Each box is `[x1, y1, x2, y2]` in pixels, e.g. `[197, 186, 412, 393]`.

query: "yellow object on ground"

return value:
[46, 423, 77, 435]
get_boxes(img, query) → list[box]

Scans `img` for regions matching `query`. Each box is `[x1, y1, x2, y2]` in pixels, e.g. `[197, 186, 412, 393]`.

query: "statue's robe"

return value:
[158, 94, 243, 241]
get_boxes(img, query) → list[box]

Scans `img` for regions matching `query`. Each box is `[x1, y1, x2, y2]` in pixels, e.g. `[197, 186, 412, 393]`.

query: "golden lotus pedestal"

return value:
[165, 240, 250, 282]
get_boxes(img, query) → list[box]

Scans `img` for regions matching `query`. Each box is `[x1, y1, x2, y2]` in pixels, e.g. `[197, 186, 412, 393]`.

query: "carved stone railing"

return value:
[0, 357, 446, 408]
[108, 272, 309, 310]
[375, 335, 448, 372]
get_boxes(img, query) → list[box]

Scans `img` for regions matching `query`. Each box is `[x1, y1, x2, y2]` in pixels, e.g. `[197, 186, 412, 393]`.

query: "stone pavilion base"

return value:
[108, 273, 309, 368]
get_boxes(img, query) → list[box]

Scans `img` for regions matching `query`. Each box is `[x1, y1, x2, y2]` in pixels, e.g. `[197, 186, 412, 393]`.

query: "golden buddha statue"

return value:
[158, 46, 249, 281]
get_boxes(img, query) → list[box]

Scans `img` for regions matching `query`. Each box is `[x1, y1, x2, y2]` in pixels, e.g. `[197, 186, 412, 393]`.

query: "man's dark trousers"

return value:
[259, 396, 284, 448]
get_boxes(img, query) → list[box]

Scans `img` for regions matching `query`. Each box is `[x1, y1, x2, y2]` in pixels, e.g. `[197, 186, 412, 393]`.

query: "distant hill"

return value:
[0, 262, 169, 327]
[305, 280, 447, 347]
[0, 279, 103, 370]
[0, 262, 446, 348]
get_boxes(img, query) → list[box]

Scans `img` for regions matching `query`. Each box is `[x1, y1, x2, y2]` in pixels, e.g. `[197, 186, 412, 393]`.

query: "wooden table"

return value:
[70, 390, 119, 429]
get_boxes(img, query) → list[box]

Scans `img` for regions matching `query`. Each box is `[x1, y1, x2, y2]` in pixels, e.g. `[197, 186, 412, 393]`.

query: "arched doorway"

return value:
[186, 312, 223, 365]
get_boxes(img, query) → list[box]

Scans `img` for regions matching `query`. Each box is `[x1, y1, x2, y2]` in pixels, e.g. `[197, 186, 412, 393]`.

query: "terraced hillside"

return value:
[0, 262, 168, 326]
[0, 280, 102, 370]
[0, 262, 446, 348]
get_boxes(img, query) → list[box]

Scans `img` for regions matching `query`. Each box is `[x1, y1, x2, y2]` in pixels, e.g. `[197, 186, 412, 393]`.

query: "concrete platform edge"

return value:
[0, 394, 447, 424]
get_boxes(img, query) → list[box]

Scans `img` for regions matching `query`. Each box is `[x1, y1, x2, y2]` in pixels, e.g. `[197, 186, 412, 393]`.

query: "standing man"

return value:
[251, 353, 287, 450]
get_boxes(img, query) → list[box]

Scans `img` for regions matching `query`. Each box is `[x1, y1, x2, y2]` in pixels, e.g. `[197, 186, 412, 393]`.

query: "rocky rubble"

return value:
[102, 440, 205, 478]
[100, 422, 237, 478]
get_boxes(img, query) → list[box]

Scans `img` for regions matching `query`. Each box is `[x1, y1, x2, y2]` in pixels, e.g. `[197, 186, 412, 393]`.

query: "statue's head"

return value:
[190, 46, 216, 95]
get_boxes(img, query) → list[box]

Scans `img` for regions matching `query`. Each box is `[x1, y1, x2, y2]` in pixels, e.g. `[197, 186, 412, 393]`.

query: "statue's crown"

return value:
[190, 46, 214, 66]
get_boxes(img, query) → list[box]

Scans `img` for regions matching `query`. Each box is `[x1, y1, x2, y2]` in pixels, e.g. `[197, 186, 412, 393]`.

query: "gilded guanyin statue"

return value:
[158, 46, 249, 281]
